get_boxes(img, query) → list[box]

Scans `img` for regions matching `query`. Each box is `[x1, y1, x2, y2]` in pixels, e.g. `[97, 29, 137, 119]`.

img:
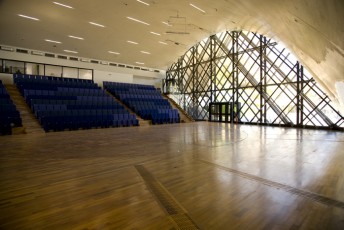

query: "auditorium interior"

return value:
[0, 0, 343, 229]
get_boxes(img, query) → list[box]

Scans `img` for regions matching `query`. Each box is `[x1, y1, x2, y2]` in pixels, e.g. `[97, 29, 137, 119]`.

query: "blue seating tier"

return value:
[0, 80, 22, 135]
[103, 81, 180, 124]
[14, 74, 138, 132]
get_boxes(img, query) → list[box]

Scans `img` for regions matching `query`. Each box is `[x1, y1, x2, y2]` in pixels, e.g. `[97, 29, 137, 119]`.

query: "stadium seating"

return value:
[103, 81, 180, 124]
[14, 74, 138, 132]
[0, 80, 22, 135]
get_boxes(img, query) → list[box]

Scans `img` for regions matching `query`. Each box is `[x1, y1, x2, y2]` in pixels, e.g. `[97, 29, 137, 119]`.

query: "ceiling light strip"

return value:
[127, 17, 150, 26]
[162, 21, 172, 27]
[136, 62, 145, 65]
[108, 51, 120, 55]
[89, 22, 105, 27]
[18, 14, 39, 21]
[141, 51, 151, 54]
[190, 3, 205, 13]
[127, 41, 138, 44]
[64, 49, 78, 53]
[45, 39, 61, 44]
[150, 31, 161, 36]
[159, 41, 168, 45]
[68, 35, 84, 40]
[136, 0, 149, 6]
[53, 2, 73, 9]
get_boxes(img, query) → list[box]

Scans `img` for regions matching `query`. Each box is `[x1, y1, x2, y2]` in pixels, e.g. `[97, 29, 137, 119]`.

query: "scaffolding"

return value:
[163, 31, 344, 130]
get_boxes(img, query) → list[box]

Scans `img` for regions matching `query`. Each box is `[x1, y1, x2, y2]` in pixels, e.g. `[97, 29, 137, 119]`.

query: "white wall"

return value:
[0, 73, 13, 84]
[133, 75, 162, 89]
[0, 50, 165, 88]
[94, 70, 133, 87]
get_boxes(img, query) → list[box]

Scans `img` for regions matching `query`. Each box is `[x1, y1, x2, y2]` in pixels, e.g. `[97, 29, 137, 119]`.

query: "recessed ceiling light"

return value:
[108, 51, 120, 55]
[68, 35, 84, 40]
[190, 3, 205, 13]
[150, 31, 161, 36]
[18, 14, 39, 21]
[136, 62, 145, 65]
[45, 39, 61, 44]
[53, 2, 73, 9]
[162, 21, 172, 27]
[159, 41, 168, 45]
[141, 51, 151, 54]
[127, 17, 150, 26]
[136, 0, 149, 6]
[64, 50, 78, 53]
[89, 22, 105, 27]
[127, 40, 138, 45]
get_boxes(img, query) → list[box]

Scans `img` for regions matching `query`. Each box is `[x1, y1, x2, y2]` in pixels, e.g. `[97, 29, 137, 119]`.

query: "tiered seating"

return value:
[0, 80, 22, 135]
[14, 74, 138, 132]
[104, 81, 180, 125]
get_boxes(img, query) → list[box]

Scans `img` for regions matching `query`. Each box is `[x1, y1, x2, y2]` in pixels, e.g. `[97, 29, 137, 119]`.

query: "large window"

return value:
[79, 69, 93, 80]
[63, 67, 78, 79]
[26, 63, 44, 75]
[45, 65, 62, 77]
[0, 59, 93, 80]
[164, 31, 344, 130]
[1, 60, 24, 74]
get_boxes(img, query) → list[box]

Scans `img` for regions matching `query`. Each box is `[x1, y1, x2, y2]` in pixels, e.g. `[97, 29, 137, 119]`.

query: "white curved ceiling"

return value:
[0, 0, 343, 107]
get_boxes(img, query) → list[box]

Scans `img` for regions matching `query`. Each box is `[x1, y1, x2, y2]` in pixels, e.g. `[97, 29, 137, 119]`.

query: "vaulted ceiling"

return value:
[0, 0, 343, 108]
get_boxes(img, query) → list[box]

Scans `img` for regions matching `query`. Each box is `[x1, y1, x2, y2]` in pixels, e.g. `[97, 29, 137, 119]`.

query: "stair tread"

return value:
[4, 84, 45, 134]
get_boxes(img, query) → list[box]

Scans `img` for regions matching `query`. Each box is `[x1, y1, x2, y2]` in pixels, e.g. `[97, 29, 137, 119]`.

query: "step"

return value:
[162, 94, 194, 123]
[4, 84, 45, 134]
[139, 120, 151, 126]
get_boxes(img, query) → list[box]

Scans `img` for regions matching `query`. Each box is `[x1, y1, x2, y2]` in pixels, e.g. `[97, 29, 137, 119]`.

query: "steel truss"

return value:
[163, 31, 344, 130]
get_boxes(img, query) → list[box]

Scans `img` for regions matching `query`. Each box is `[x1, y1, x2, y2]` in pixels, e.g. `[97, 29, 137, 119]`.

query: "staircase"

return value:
[4, 84, 45, 134]
[162, 94, 194, 123]
[105, 90, 151, 126]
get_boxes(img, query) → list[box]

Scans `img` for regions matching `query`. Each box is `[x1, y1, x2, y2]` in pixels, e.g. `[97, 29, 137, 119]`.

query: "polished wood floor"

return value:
[0, 122, 344, 229]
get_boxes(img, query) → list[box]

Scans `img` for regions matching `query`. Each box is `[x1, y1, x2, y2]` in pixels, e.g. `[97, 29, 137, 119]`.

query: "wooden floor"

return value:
[0, 122, 344, 229]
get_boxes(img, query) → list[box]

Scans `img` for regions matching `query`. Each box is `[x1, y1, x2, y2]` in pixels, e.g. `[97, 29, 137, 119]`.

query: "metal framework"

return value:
[163, 31, 344, 130]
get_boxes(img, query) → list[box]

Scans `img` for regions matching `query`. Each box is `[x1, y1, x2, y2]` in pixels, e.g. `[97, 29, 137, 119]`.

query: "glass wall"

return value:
[46, 65, 63, 77]
[63, 67, 78, 79]
[164, 30, 344, 130]
[79, 69, 93, 80]
[0, 59, 93, 80]
[1, 60, 25, 74]
[26, 63, 44, 75]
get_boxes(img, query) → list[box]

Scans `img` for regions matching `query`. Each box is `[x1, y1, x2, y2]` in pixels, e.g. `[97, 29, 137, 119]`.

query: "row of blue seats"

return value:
[24, 95, 114, 106]
[125, 98, 171, 107]
[133, 105, 171, 111]
[36, 109, 129, 117]
[105, 87, 159, 95]
[40, 113, 138, 131]
[0, 81, 22, 135]
[152, 112, 179, 124]
[0, 87, 9, 94]
[32, 103, 124, 112]
[0, 98, 15, 104]
[0, 94, 10, 99]
[106, 87, 158, 94]
[30, 99, 119, 107]
[16, 81, 99, 91]
[127, 88, 160, 94]
[57, 87, 106, 95]
[104, 81, 180, 124]
[14, 74, 93, 84]
[14, 75, 139, 132]
[23, 89, 106, 97]
[103, 81, 155, 90]
[118, 94, 162, 100]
